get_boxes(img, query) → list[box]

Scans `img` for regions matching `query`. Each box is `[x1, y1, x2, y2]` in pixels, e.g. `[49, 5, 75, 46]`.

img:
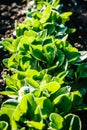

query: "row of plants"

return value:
[0, 0, 87, 129]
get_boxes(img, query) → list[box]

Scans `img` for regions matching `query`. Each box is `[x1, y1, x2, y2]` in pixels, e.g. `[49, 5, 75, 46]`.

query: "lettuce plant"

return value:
[0, 0, 87, 129]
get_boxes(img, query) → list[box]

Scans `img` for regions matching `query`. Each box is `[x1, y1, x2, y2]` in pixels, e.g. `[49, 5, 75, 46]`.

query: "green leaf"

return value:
[0, 91, 18, 97]
[53, 71, 68, 85]
[34, 106, 42, 122]
[49, 113, 64, 130]
[44, 23, 55, 35]
[36, 97, 52, 118]
[64, 114, 82, 130]
[52, 0, 60, 7]
[24, 30, 37, 37]
[37, 29, 47, 40]
[64, 45, 80, 63]
[2, 38, 15, 53]
[40, 5, 52, 23]
[45, 81, 60, 95]
[0, 121, 8, 130]
[50, 86, 70, 101]
[6, 76, 19, 91]
[71, 91, 83, 107]
[1, 99, 18, 109]
[13, 93, 37, 122]
[16, 22, 29, 36]
[26, 78, 39, 88]
[0, 99, 18, 130]
[32, 19, 41, 31]
[3, 54, 21, 69]
[25, 121, 45, 130]
[43, 43, 56, 65]
[57, 50, 65, 67]
[32, 48, 46, 62]
[20, 35, 34, 46]
[53, 94, 72, 115]
[60, 12, 72, 24]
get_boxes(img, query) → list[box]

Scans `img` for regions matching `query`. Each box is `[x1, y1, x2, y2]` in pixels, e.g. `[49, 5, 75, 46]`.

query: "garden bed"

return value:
[0, 0, 87, 130]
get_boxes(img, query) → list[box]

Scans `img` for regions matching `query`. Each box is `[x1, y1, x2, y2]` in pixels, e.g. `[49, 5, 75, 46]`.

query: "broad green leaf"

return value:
[50, 86, 71, 101]
[0, 91, 18, 97]
[49, 113, 64, 130]
[3, 54, 21, 69]
[64, 114, 82, 130]
[20, 93, 37, 119]
[32, 49, 46, 62]
[34, 106, 42, 122]
[13, 93, 37, 122]
[45, 81, 60, 94]
[36, 97, 52, 118]
[40, 5, 52, 23]
[56, 50, 65, 67]
[43, 36, 53, 46]
[0, 121, 8, 130]
[16, 20, 32, 36]
[64, 45, 80, 63]
[23, 19, 32, 27]
[19, 56, 31, 70]
[32, 19, 41, 31]
[6, 76, 19, 91]
[44, 23, 55, 35]
[53, 94, 72, 115]
[43, 43, 56, 65]
[12, 37, 21, 52]
[0, 99, 18, 130]
[71, 91, 83, 107]
[25, 121, 45, 129]
[26, 69, 39, 78]
[24, 30, 37, 37]
[2, 38, 14, 53]
[33, 89, 41, 97]
[1, 99, 18, 109]
[60, 12, 72, 24]
[26, 78, 39, 88]
[37, 29, 47, 41]
[19, 36, 35, 49]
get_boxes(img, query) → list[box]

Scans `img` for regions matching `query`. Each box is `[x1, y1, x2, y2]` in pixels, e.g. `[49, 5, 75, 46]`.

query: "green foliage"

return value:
[64, 114, 82, 130]
[49, 113, 64, 130]
[0, 0, 87, 129]
[0, 121, 8, 130]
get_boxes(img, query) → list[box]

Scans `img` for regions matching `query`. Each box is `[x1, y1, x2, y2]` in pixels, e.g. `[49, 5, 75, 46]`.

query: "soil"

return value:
[0, 0, 87, 129]
[0, 0, 27, 106]
[61, 0, 87, 50]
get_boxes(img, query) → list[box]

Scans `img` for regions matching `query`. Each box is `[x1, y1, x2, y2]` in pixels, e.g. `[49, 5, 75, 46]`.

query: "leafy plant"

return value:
[0, 0, 87, 130]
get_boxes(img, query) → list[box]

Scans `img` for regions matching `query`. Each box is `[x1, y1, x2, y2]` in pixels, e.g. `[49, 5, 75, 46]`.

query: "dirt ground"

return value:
[61, 0, 87, 50]
[0, 0, 87, 129]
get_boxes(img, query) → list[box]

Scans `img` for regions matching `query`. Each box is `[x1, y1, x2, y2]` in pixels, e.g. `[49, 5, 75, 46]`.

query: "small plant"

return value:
[0, 0, 87, 129]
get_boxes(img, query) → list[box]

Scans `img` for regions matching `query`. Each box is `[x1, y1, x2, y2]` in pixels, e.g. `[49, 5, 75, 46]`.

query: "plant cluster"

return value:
[0, 0, 87, 130]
